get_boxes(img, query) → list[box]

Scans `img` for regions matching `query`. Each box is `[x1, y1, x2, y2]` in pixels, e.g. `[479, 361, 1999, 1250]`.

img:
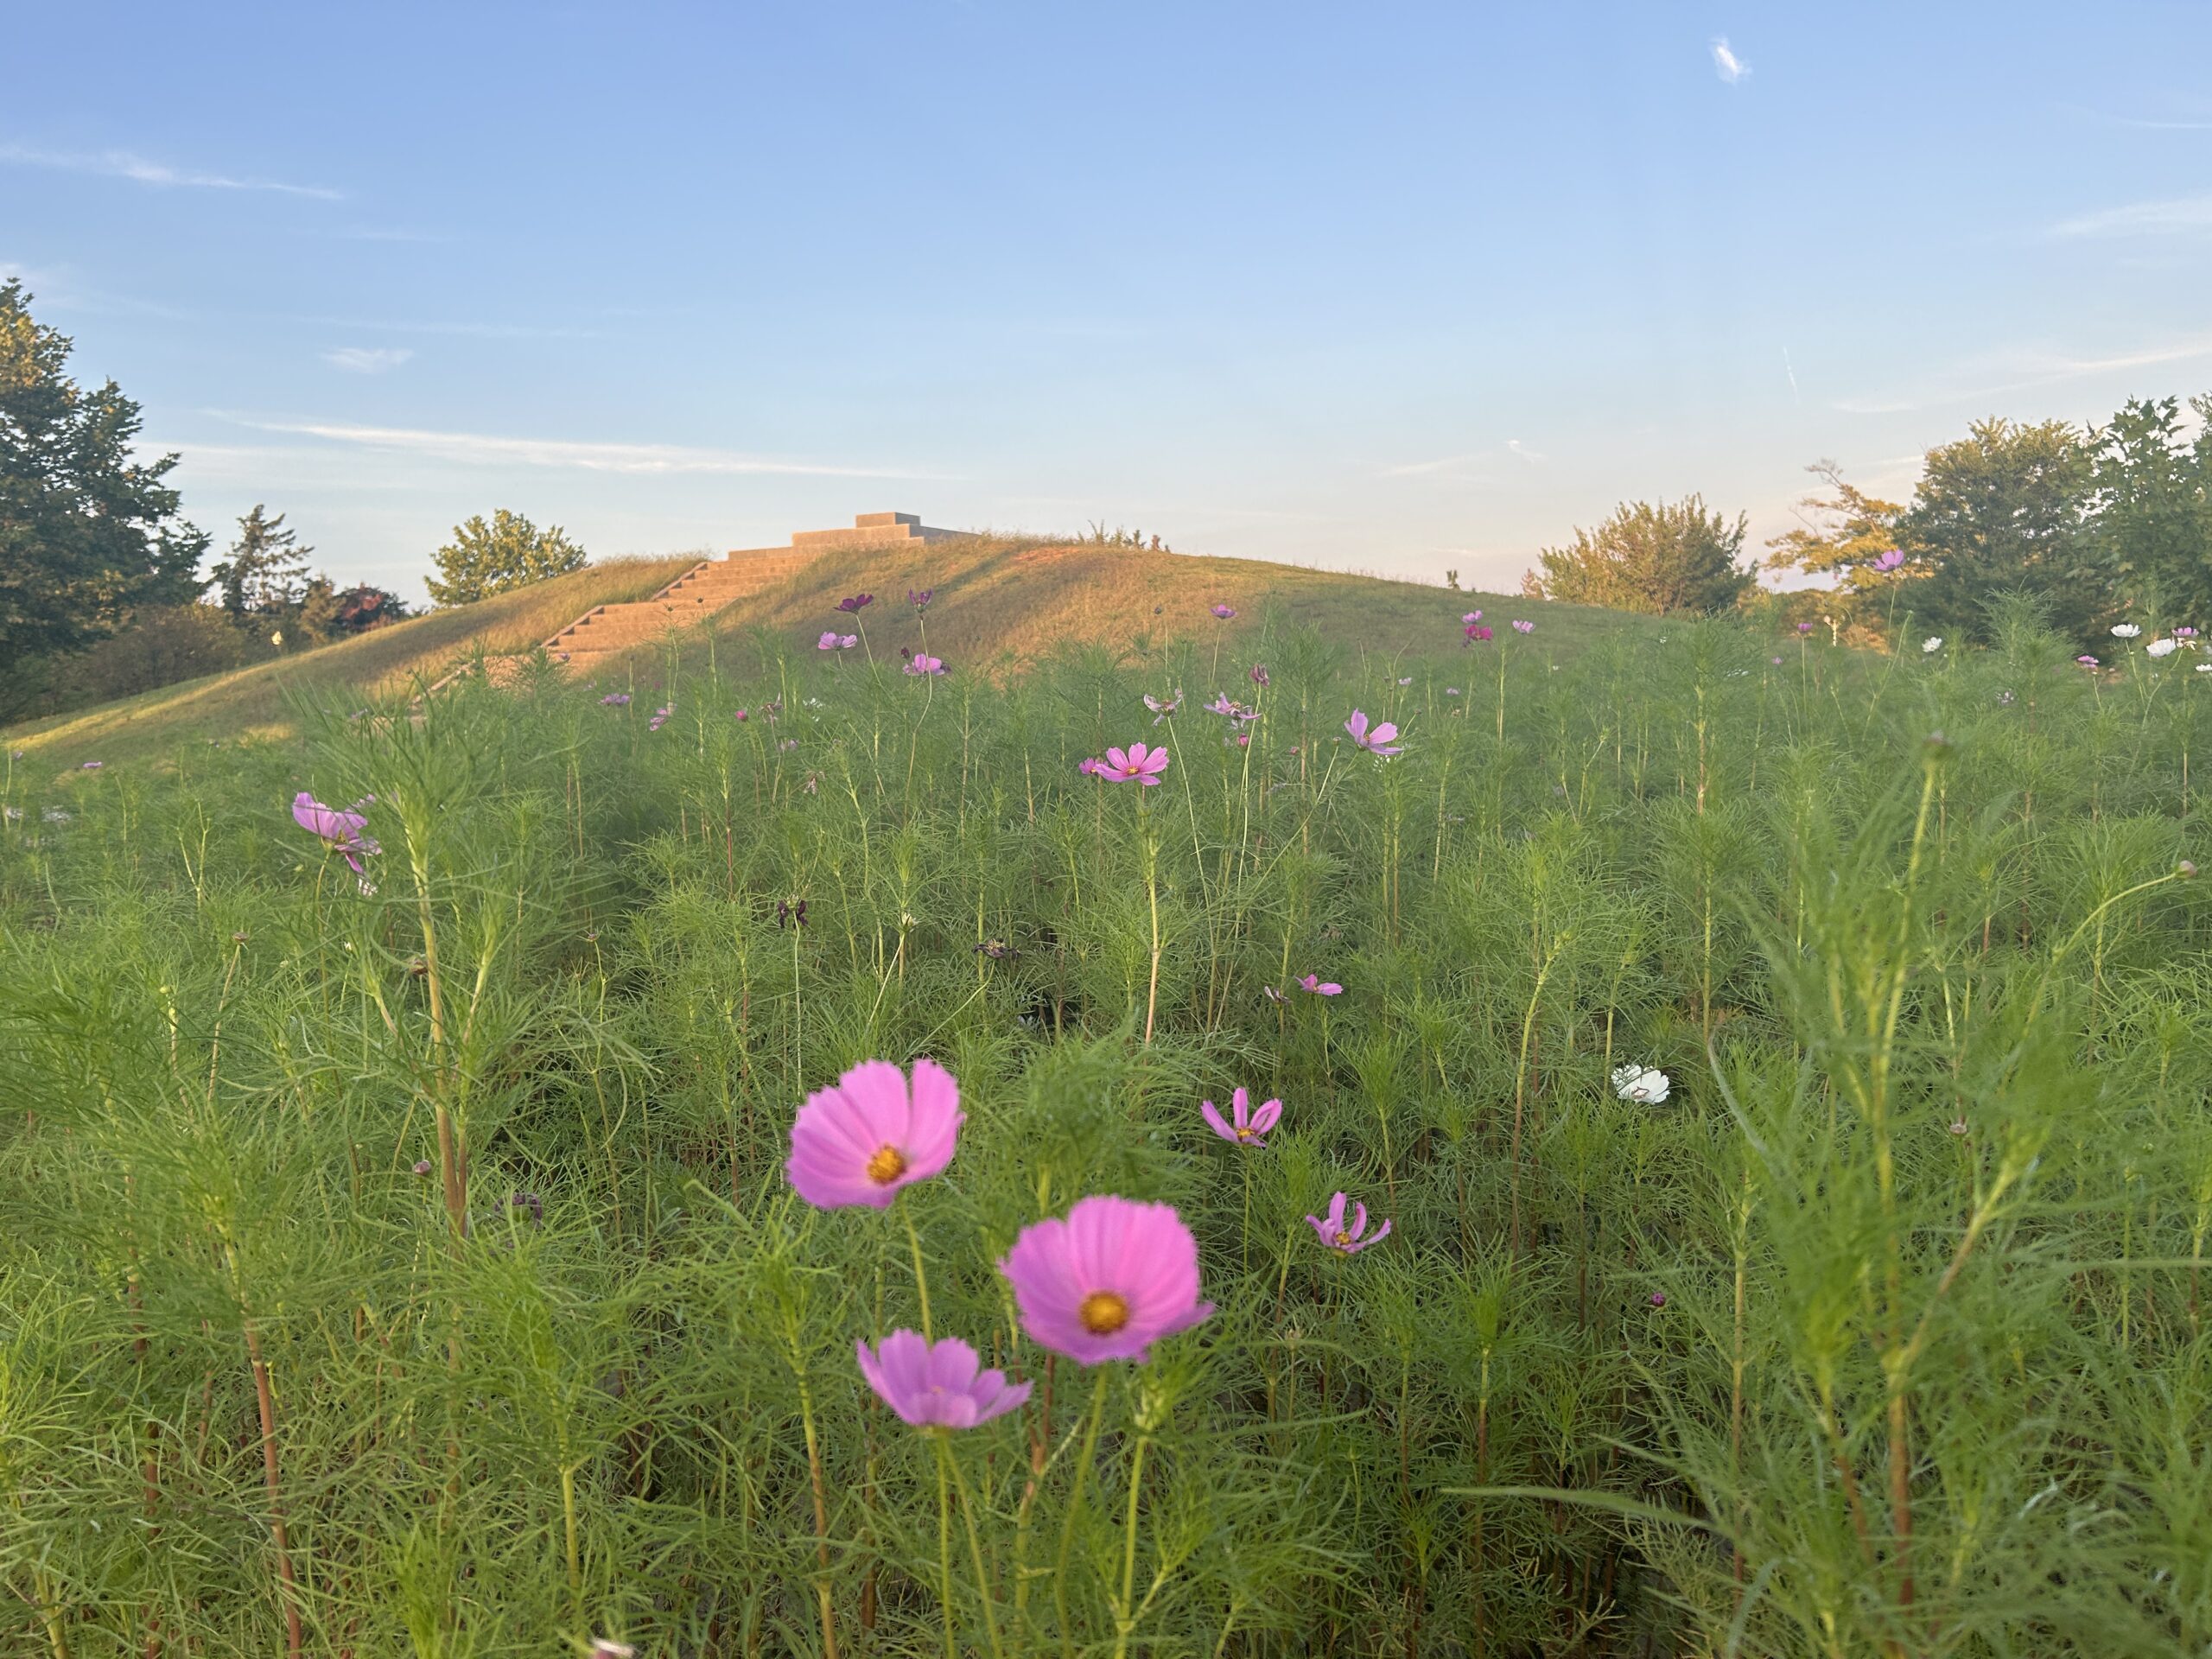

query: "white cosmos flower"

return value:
[2112, 623, 2142, 639]
[2198, 663, 2212, 674]
[1611, 1063, 1672, 1104]
[2148, 638, 2178, 658]
[1923, 637, 1942, 653]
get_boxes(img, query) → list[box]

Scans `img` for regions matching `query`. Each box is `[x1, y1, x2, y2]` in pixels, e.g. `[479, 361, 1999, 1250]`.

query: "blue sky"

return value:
[6, 3, 2210, 602]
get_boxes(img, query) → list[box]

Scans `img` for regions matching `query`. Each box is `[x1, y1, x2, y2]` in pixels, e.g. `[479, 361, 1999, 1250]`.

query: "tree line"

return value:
[0, 282, 586, 719]
[1522, 401, 2212, 643]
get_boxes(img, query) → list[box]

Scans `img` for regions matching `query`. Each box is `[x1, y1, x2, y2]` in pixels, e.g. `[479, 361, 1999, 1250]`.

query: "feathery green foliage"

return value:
[2, 606, 2207, 1657]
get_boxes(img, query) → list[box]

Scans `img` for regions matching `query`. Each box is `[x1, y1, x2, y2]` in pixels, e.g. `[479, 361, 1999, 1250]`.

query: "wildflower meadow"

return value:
[4, 595, 2210, 1658]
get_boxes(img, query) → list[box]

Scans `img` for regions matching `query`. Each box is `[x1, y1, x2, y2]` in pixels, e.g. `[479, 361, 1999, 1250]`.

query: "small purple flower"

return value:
[817, 631, 842, 651]
[906, 588, 934, 612]
[648, 704, 673, 732]
[1306, 1192, 1390, 1255]
[1210, 603, 1236, 620]
[856, 1330, 1031, 1429]
[81, 760, 104, 770]
[1648, 1291, 1667, 1308]
[2077, 655, 2100, 667]
[836, 593, 875, 614]
[1200, 1086, 1281, 1147]
[1078, 756, 1104, 777]
[1464, 623, 1493, 644]
[734, 708, 749, 721]
[2177, 626, 2200, 639]
[778, 737, 799, 752]
[1344, 709, 1402, 757]
[412, 1160, 433, 1177]
[1143, 691, 1182, 723]
[601, 693, 632, 707]
[1297, 973, 1343, 996]
[1872, 549, 1905, 573]
[292, 791, 381, 874]
[904, 653, 946, 677]
[1249, 664, 1269, 687]
[1262, 984, 1287, 1005]
[1461, 611, 1483, 624]
[1511, 619, 1535, 635]
[1796, 621, 1815, 634]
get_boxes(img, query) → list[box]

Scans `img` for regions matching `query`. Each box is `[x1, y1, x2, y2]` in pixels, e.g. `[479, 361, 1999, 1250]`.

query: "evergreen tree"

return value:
[1524, 496, 1751, 614]
[425, 509, 585, 606]
[207, 504, 310, 616]
[0, 279, 205, 709]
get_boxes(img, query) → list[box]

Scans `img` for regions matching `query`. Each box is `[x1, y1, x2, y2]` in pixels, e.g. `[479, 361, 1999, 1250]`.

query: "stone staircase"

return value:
[543, 550, 816, 678]
[426, 513, 955, 693]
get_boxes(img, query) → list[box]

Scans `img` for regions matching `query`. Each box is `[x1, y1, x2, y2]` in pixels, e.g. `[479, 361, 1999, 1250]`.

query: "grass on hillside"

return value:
[3, 556, 697, 772]
[3, 596, 2208, 1656]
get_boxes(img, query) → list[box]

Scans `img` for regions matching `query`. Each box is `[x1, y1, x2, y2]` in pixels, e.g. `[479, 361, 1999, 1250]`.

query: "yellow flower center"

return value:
[1335, 1231, 1352, 1247]
[865, 1145, 907, 1185]
[1078, 1291, 1131, 1335]
[1235, 1126, 1254, 1141]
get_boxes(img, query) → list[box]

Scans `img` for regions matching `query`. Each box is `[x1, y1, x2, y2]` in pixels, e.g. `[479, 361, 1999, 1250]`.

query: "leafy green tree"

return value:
[1524, 495, 1751, 614]
[2085, 395, 2212, 617]
[207, 504, 310, 616]
[0, 279, 205, 709]
[425, 509, 585, 606]
[1898, 417, 2096, 643]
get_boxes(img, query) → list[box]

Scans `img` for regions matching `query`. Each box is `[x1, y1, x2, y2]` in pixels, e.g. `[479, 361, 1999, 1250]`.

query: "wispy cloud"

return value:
[323, 346, 414, 374]
[291, 314, 598, 340]
[1711, 38, 1750, 84]
[0, 142, 340, 200]
[1505, 439, 1547, 464]
[1383, 440, 1540, 479]
[1834, 334, 2212, 415]
[1382, 453, 1482, 479]
[2061, 104, 2212, 132]
[228, 417, 946, 479]
[2050, 194, 2212, 238]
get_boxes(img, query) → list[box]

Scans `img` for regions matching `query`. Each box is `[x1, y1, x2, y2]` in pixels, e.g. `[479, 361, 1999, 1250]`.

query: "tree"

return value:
[296, 577, 409, 642]
[0, 279, 206, 706]
[207, 504, 310, 616]
[1523, 496, 1752, 614]
[425, 509, 585, 606]
[1897, 417, 2096, 643]
[2084, 395, 2212, 618]
[1763, 462, 1912, 643]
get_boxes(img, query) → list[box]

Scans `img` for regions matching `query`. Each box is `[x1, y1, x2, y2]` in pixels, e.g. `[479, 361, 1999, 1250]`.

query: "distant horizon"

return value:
[7, 3, 2208, 608]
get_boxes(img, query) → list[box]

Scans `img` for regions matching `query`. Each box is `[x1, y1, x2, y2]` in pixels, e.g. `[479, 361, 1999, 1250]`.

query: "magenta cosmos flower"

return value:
[1465, 623, 1493, 644]
[1297, 973, 1342, 996]
[1096, 742, 1170, 785]
[1872, 549, 1905, 572]
[1200, 1087, 1281, 1147]
[1307, 1192, 1390, 1255]
[1344, 710, 1402, 757]
[1000, 1195, 1213, 1363]
[1210, 603, 1236, 620]
[786, 1057, 963, 1210]
[903, 653, 946, 677]
[855, 1330, 1032, 1430]
[292, 791, 381, 874]
[836, 593, 874, 613]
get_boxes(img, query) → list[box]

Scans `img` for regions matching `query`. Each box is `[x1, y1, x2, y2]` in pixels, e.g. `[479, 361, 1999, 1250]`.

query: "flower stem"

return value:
[937, 1437, 957, 1659]
[1111, 1430, 1153, 1659]
[903, 1205, 933, 1340]
[941, 1433, 1007, 1659]
[1055, 1367, 1112, 1655]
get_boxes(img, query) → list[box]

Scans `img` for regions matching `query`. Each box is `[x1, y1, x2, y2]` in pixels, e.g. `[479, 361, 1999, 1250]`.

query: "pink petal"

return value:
[1199, 1100, 1235, 1141]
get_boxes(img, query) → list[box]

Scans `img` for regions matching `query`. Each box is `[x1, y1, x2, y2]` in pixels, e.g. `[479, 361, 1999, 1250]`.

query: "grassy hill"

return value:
[3, 534, 1643, 772]
[3, 556, 696, 772]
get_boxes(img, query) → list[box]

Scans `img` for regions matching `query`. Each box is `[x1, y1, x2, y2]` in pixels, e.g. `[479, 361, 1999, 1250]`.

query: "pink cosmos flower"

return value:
[1229, 732, 1249, 748]
[1462, 610, 1483, 624]
[1078, 757, 1104, 777]
[817, 631, 842, 651]
[648, 704, 673, 731]
[1297, 973, 1342, 996]
[1144, 692, 1181, 722]
[836, 593, 875, 613]
[786, 1058, 963, 1210]
[1249, 664, 1269, 687]
[999, 1195, 1213, 1364]
[1200, 1086, 1281, 1147]
[2076, 655, 2100, 667]
[601, 692, 631, 706]
[80, 760, 104, 770]
[292, 791, 381, 874]
[1511, 619, 1535, 634]
[734, 708, 749, 721]
[1796, 622, 1815, 635]
[1872, 549, 1905, 572]
[904, 654, 946, 677]
[1344, 709, 1402, 756]
[855, 1330, 1032, 1430]
[1097, 742, 1170, 785]
[1465, 623, 1493, 644]
[1306, 1192, 1391, 1255]
[1210, 603, 1236, 620]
